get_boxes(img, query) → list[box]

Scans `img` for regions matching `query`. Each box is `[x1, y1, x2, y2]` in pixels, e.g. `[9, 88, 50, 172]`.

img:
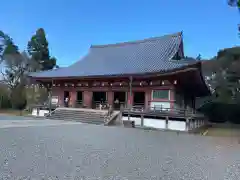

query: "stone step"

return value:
[48, 109, 106, 125]
[52, 111, 105, 117]
[50, 112, 104, 117]
[50, 114, 105, 119]
[49, 115, 104, 122]
[52, 112, 104, 117]
[52, 110, 104, 114]
[54, 110, 105, 114]
[49, 116, 104, 124]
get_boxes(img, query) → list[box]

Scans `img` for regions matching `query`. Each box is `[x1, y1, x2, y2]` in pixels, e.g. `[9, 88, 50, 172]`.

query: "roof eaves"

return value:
[30, 62, 199, 80]
[28, 67, 66, 77]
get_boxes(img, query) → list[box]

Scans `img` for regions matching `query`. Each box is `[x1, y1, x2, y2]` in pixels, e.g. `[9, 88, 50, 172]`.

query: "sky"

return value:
[0, 0, 240, 67]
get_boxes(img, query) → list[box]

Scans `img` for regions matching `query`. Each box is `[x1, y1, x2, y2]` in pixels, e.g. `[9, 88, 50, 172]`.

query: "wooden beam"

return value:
[30, 67, 199, 82]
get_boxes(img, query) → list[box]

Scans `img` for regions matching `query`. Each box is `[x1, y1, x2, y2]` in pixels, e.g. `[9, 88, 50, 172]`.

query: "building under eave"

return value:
[29, 32, 210, 111]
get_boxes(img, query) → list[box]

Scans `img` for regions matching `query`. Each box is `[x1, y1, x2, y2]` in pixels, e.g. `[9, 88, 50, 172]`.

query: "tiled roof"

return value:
[29, 32, 198, 78]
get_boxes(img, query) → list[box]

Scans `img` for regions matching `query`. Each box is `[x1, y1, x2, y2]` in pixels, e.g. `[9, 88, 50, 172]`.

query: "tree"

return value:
[196, 54, 201, 61]
[0, 30, 53, 111]
[0, 31, 19, 62]
[183, 54, 202, 61]
[228, 0, 240, 33]
[0, 31, 25, 90]
[199, 47, 240, 123]
[0, 82, 11, 109]
[11, 83, 27, 114]
[1, 51, 31, 91]
[27, 28, 58, 71]
[216, 47, 240, 103]
[228, 0, 240, 7]
[202, 48, 240, 102]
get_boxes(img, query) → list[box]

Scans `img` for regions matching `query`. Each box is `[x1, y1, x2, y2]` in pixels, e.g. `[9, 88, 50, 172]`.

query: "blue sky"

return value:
[0, 0, 240, 67]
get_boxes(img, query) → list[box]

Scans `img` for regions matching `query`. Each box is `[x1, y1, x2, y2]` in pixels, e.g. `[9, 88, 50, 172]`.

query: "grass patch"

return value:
[206, 126, 240, 137]
[0, 109, 29, 116]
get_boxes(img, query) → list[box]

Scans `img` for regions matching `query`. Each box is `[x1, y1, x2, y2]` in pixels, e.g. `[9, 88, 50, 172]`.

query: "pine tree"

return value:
[27, 28, 58, 71]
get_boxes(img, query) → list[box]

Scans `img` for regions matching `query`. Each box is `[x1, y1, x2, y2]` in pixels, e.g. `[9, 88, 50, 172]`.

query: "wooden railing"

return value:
[44, 108, 58, 117]
[123, 105, 204, 119]
[131, 103, 145, 111]
[73, 100, 125, 110]
[92, 101, 109, 110]
[113, 101, 127, 110]
[74, 100, 110, 109]
[74, 100, 84, 108]
[121, 105, 207, 130]
[104, 105, 114, 124]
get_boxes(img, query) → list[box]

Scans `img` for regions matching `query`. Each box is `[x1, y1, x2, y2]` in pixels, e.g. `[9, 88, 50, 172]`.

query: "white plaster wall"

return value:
[122, 116, 187, 131]
[168, 121, 186, 131]
[122, 117, 141, 126]
[39, 110, 49, 116]
[32, 108, 37, 116]
[144, 119, 166, 129]
[31, 108, 49, 117]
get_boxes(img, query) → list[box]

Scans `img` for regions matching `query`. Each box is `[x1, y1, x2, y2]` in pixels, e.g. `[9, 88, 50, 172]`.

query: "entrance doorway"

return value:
[64, 91, 70, 107]
[76, 91, 83, 107]
[92, 92, 107, 109]
[133, 92, 145, 107]
[113, 91, 126, 109]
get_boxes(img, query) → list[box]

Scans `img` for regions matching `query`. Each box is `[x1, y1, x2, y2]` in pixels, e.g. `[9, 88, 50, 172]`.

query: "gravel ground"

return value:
[0, 119, 239, 180]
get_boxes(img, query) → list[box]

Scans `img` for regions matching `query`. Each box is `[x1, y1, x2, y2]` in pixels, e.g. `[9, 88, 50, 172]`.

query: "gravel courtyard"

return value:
[0, 118, 239, 180]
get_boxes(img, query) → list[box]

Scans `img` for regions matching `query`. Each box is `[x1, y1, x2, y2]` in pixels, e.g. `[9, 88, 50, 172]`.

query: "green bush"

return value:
[0, 87, 11, 109]
[198, 102, 240, 123]
[11, 84, 27, 111]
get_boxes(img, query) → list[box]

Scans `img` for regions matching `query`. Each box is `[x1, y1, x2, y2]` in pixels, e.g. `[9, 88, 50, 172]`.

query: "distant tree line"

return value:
[0, 28, 58, 112]
[199, 47, 240, 123]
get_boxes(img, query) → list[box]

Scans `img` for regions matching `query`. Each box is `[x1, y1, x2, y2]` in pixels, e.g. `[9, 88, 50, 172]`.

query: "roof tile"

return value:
[29, 32, 197, 78]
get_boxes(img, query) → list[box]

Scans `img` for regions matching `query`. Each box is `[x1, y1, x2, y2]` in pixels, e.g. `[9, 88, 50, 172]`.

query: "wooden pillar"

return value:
[194, 119, 197, 129]
[70, 91, 76, 107]
[170, 89, 175, 111]
[107, 91, 114, 106]
[48, 79, 53, 113]
[165, 116, 169, 129]
[48, 89, 52, 112]
[125, 92, 128, 107]
[83, 91, 92, 108]
[186, 118, 189, 131]
[128, 76, 133, 107]
[189, 119, 192, 130]
[145, 90, 150, 109]
[141, 113, 144, 126]
[127, 92, 133, 106]
[192, 96, 196, 113]
[52, 87, 63, 107]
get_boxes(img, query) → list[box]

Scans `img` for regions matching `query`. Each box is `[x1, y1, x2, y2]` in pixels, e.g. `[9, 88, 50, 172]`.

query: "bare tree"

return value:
[1, 52, 29, 90]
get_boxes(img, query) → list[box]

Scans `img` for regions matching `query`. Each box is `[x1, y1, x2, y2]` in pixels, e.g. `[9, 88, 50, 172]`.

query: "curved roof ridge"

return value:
[90, 31, 183, 49]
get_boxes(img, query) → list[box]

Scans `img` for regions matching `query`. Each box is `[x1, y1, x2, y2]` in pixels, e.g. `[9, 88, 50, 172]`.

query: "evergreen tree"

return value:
[27, 28, 58, 71]
[0, 31, 19, 61]
[228, 0, 240, 7]
[204, 47, 240, 104]
[196, 54, 201, 61]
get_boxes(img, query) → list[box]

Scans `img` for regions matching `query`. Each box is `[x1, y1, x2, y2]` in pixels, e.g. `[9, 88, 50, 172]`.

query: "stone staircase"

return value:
[46, 108, 107, 125]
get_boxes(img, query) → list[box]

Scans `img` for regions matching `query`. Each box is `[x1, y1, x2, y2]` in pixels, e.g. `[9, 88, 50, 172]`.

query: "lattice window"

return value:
[152, 90, 170, 100]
